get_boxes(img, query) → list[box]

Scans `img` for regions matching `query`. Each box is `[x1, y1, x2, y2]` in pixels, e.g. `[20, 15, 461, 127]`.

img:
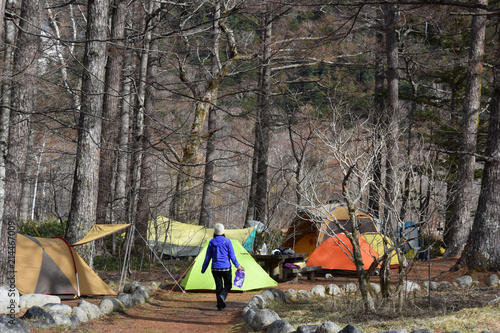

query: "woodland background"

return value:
[1, 0, 500, 283]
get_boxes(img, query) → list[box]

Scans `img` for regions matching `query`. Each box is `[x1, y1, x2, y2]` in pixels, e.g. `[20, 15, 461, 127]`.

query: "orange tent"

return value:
[281, 203, 379, 256]
[306, 233, 379, 271]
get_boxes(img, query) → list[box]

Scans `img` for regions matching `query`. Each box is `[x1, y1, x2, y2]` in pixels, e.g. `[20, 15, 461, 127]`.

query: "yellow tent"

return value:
[15, 234, 116, 296]
[361, 232, 400, 267]
[148, 217, 257, 257]
[16, 224, 130, 296]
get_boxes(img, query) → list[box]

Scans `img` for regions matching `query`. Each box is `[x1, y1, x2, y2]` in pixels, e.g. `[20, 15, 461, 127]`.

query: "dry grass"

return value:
[269, 287, 500, 333]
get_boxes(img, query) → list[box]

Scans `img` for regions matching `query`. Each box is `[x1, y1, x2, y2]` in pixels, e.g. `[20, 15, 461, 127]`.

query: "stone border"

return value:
[240, 274, 500, 333]
[0, 281, 158, 332]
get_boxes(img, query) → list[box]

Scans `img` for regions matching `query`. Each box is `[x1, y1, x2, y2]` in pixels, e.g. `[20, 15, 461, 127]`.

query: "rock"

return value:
[131, 291, 146, 306]
[455, 275, 473, 288]
[29, 321, 52, 329]
[437, 281, 452, 290]
[326, 284, 341, 296]
[422, 281, 438, 291]
[340, 283, 358, 294]
[339, 324, 364, 333]
[297, 290, 312, 300]
[311, 285, 326, 297]
[261, 289, 276, 302]
[375, 330, 408, 333]
[101, 298, 125, 312]
[117, 292, 133, 308]
[99, 299, 115, 315]
[43, 303, 72, 316]
[251, 309, 280, 332]
[402, 281, 421, 293]
[369, 283, 381, 294]
[77, 299, 101, 320]
[69, 315, 80, 327]
[285, 289, 297, 300]
[22, 306, 56, 325]
[148, 281, 161, 290]
[411, 329, 433, 333]
[325, 273, 334, 279]
[266, 319, 294, 333]
[297, 324, 320, 333]
[267, 288, 288, 303]
[48, 310, 72, 327]
[0, 314, 31, 333]
[123, 281, 143, 294]
[241, 304, 259, 326]
[317, 321, 343, 333]
[486, 274, 499, 287]
[0, 286, 19, 314]
[71, 306, 88, 323]
[132, 288, 150, 303]
[19, 294, 60, 309]
[249, 294, 266, 309]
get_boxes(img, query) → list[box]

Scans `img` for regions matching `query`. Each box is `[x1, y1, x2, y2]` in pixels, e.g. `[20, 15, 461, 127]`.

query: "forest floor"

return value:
[25, 256, 500, 333]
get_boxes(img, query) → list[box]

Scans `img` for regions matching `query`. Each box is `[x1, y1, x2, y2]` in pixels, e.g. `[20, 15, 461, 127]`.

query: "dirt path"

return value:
[37, 258, 462, 333]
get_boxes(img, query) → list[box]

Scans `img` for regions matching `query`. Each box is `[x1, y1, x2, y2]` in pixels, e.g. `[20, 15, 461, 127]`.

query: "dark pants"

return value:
[212, 270, 232, 310]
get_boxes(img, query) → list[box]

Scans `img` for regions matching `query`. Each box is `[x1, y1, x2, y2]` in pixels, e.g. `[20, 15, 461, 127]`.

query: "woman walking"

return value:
[201, 223, 243, 310]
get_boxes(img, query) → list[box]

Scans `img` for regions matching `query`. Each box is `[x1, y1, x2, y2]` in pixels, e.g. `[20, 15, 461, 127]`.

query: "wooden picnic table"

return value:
[252, 253, 308, 281]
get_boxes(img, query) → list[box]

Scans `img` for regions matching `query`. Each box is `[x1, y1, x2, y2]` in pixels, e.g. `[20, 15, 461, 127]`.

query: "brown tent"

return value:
[15, 225, 129, 296]
[281, 202, 379, 256]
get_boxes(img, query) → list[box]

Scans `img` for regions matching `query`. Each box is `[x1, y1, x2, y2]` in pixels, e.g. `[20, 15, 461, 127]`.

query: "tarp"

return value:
[15, 234, 116, 296]
[306, 233, 379, 271]
[148, 217, 257, 257]
[399, 221, 422, 258]
[180, 239, 277, 291]
[72, 224, 130, 246]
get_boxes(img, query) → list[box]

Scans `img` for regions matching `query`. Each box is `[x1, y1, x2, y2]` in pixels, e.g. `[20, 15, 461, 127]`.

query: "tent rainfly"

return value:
[15, 224, 130, 296]
[180, 239, 277, 291]
[148, 217, 257, 257]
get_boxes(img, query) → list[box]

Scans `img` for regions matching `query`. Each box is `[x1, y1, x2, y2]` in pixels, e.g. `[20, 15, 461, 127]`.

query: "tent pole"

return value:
[133, 225, 185, 293]
[119, 225, 134, 291]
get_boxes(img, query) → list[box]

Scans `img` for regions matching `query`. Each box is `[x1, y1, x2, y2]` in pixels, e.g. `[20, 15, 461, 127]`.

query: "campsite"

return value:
[21, 256, 499, 333]
[5, 217, 499, 333]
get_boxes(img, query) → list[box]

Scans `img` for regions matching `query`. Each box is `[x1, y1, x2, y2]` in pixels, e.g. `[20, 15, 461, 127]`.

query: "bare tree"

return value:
[169, 0, 241, 222]
[66, 0, 109, 267]
[96, 0, 128, 226]
[444, 0, 487, 257]
[455, 23, 500, 271]
[0, 0, 45, 283]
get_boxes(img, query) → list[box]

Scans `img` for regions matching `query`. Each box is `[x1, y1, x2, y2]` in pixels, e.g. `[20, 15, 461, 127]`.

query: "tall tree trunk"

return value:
[383, 3, 399, 239]
[444, 0, 486, 258]
[0, 0, 17, 285]
[199, 104, 217, 227]
[0, 0, 44, 283]
[66, 0, 108, 267]
[136, 3, 160, 244]
[368, 6, 385, 220]
[170, 1, 238, 222]
[96, 0, 127, 226]
[128, 0, 153, 227]
[199, 1, 222, 227]
[253, 6, 272, 224]
[456, 37, 500, 271]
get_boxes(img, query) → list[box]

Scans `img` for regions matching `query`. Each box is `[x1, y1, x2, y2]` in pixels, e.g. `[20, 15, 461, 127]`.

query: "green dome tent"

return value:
[180, 239, 277, 291]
